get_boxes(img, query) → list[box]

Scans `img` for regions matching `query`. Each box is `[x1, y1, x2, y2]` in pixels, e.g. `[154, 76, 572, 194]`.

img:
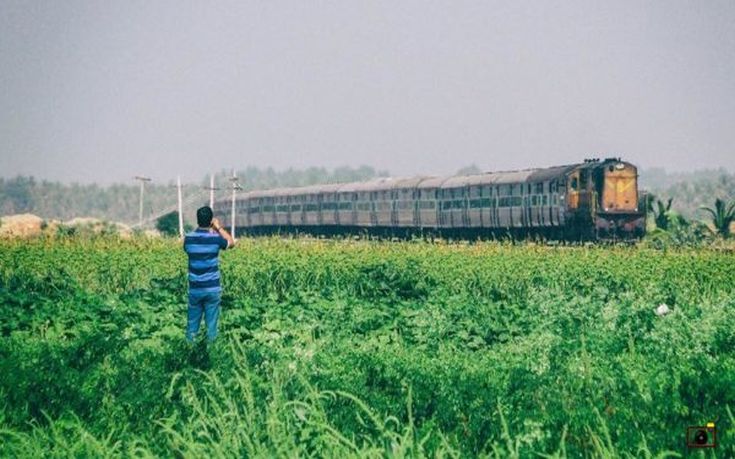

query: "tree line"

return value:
[0, 166, 388, 225]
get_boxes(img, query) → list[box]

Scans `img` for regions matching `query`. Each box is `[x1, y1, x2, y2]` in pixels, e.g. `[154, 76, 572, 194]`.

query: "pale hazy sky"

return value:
[1, 1, 734, 184]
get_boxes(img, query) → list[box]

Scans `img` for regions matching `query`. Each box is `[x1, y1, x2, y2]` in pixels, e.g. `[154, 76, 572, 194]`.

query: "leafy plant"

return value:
[653, 197, 673, 230]
[700, 197, 735, 238]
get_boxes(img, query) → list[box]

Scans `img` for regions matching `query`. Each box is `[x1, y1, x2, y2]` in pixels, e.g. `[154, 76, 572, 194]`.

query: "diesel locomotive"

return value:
[214, 158, 645, 240]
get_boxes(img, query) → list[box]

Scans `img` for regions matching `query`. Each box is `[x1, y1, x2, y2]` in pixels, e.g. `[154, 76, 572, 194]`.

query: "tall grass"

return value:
[1, 236, 734, 457]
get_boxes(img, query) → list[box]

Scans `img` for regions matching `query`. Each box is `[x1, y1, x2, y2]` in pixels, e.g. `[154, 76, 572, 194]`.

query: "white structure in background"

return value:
[204, 172, 220, 209]
[177, 176, 184, 238]
[229, 170, 242, 240]
[134, 176, 151, 227]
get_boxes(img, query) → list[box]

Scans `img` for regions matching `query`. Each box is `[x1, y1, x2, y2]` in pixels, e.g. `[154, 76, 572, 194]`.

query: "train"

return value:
[213, 158, 646, 241]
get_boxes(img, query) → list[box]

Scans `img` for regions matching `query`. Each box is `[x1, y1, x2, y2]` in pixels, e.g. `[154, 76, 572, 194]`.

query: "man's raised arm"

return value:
[211, 218, 236, 249]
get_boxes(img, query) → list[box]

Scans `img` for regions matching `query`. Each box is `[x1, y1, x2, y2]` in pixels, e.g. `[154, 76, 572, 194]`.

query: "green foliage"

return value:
[700, 198, 735, 238]
[155, 211, 191, 237]
[640, 167, 735, 220]
[1, 237, 734, 457]
[652, 197, 673, 230]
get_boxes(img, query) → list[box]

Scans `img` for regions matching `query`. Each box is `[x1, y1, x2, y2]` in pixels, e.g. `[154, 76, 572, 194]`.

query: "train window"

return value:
[542, 195, 548, 205]
[531, 196, 537, 206]
[579, 170, 588, 188]
[453, 199, 464, 208]
[290, 204, 301, 211]
[571, 177, 578, 190]
[535, 183, 543, 194]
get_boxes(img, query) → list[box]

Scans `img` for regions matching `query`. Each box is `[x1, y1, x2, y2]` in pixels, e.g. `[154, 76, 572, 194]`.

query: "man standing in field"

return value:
[183, 206, 235, 342]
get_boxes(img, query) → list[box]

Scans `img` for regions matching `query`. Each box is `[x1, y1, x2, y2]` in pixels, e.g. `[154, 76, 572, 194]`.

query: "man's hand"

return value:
[210, 217, 235, 248]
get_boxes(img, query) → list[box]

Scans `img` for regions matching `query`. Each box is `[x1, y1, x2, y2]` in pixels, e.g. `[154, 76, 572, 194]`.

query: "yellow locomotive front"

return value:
[565, 158, 645, 239]
[596, 159, 645, 238]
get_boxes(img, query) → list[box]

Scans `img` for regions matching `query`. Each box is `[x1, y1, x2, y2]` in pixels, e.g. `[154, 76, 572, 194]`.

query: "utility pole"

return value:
[177, 176, 184, 238]
[134, 176, 152, 227]
[204, 172, 220, 208]
[229, 170, 242, 240]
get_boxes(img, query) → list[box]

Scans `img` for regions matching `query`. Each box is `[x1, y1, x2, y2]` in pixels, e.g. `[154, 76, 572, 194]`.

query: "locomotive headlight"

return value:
[615, 163, 625, 170]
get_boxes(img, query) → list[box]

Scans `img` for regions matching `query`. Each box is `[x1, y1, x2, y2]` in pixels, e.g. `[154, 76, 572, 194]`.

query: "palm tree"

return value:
[653, 198, 673, 230]
[700, 198, 735, 238]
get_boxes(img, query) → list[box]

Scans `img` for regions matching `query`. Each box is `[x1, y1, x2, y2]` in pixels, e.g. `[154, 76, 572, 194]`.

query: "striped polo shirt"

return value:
[183, 228, 228, 294]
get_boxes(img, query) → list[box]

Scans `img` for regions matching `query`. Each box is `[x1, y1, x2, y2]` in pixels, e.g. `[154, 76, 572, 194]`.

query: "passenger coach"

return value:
[214, 158, 645, 240]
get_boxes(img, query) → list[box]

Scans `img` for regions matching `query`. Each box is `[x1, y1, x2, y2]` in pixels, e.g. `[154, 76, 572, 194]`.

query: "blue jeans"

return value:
[186, 291, 221, 342]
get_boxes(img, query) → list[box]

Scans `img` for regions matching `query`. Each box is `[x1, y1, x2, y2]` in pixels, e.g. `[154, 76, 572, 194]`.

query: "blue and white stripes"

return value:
[183, 229, 228, 293]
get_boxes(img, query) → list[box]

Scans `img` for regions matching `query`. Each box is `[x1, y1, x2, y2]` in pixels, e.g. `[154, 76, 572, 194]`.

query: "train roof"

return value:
[526, 164, 580, 182]
[229, 160, 634, 200]
[417, 176, 452, 189]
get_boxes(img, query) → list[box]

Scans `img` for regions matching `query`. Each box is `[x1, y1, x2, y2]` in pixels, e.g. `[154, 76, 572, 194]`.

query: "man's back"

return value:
[184, 228, 228, 294]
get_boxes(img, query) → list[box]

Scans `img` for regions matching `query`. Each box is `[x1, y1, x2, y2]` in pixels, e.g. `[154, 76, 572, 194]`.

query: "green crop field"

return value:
[1, 237, 734, 457]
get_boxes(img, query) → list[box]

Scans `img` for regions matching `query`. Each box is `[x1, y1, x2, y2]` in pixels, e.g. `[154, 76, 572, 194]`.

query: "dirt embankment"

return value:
[0, 214, 159, 238]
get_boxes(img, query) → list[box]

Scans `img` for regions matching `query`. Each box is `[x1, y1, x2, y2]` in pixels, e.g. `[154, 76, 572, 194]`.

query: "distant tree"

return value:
[0, 176, 35, 214]
[456, 164, 482, 176]
[639, 167, 734, 219]
[700, 198, 735, 238]
[156, 211, 188, 237]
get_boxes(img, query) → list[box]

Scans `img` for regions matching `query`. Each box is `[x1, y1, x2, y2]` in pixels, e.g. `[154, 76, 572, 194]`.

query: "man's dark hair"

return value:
[197, 206, 214, 228]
